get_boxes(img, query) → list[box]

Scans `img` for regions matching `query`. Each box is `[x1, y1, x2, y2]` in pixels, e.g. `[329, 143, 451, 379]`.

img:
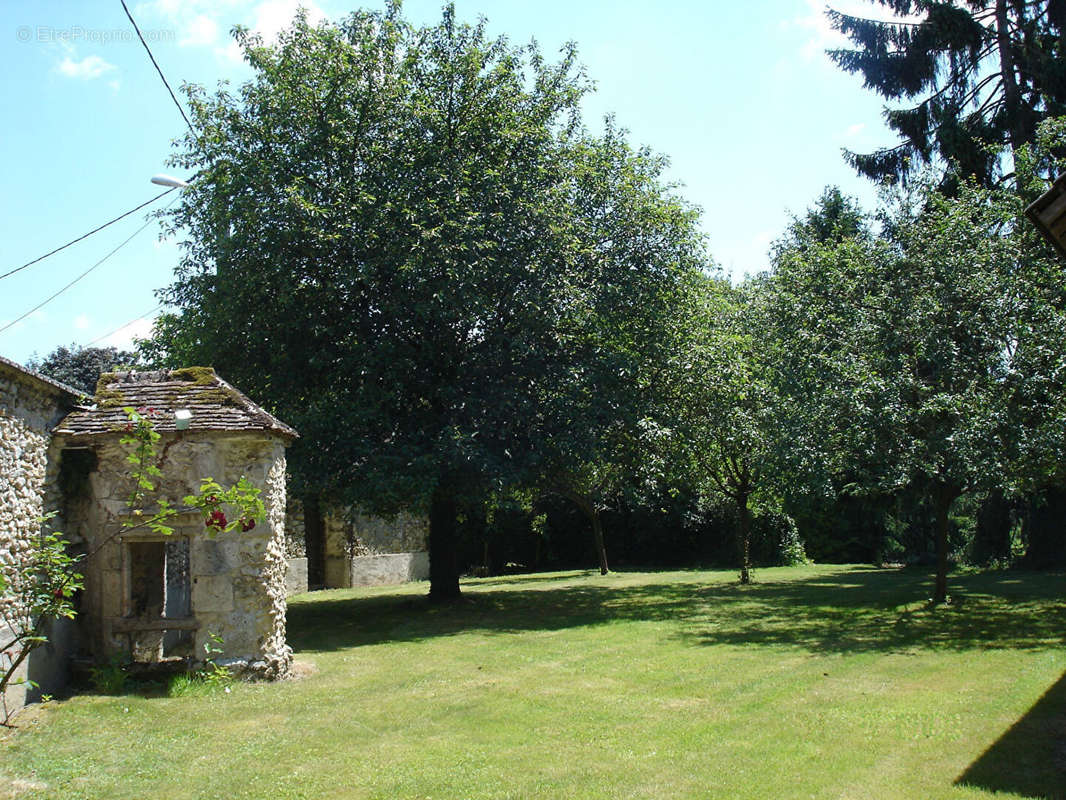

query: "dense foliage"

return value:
[148, 4, 706, 598]
[766, 174, 1066, 600]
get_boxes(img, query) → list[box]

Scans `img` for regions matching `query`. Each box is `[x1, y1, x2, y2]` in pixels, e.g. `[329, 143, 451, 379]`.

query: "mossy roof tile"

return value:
[53, 367, 298, 440]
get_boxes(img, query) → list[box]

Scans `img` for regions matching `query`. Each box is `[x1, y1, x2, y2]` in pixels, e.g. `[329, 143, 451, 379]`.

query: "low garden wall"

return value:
[327, 551, 429, 588]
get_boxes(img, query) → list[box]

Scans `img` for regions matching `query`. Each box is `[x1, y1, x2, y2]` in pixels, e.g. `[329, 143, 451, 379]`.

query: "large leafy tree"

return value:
[671, 276, 779, 583]
[149, 5, 705, 598]
[27, 344, 137, 396]
[829, 0, 1066, 185]
[768, 177, 1066, 602]
[533, 125, 707, 575]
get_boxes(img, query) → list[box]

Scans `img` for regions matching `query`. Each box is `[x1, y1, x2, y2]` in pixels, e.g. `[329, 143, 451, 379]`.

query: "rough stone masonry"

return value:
[0, 356, 79, 713]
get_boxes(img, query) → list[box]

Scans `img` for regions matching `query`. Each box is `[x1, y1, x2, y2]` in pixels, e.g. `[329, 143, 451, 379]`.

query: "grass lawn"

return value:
[1, 564, 1064, 799]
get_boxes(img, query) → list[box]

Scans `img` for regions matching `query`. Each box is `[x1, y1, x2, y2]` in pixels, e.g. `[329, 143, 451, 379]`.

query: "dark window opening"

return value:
[126, 537, 193, 661]
[129, 541, 165, 617]
[127, 538, 191, 618]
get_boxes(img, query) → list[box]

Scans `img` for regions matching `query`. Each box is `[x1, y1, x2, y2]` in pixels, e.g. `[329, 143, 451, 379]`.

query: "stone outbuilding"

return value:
[52, 367, 298, 679]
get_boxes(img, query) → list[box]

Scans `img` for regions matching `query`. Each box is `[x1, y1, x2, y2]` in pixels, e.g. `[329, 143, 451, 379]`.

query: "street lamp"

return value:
[151, 173, 190, 189]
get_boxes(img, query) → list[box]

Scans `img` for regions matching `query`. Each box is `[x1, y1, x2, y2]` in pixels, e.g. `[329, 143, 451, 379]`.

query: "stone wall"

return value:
[58, 430, 292, 679]
[286, 501, 429, 588]
[347, 551, 430, 587]
[0, 362, 76, 714]
[285, 557, 308, 596]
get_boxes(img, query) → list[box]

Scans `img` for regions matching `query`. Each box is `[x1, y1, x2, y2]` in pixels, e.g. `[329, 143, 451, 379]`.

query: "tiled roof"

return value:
[0, 354, 83, 399]
[53, 367, 298, 440]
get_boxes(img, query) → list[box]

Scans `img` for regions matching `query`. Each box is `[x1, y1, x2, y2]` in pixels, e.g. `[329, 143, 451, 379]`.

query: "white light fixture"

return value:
[174, 409, 192, 430]
[151, 173, 190, 189]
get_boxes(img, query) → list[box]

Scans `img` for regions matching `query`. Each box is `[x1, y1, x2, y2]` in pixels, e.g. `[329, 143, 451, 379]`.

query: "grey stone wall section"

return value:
[348, 552, 429, 587]
[287, 500, 429, 589]
[285, 558, 308, 596]
[0, 362, 77, 715]
[348, 510, 428, 556]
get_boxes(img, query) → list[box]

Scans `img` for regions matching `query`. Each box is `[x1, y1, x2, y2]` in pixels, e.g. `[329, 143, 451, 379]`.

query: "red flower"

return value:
[239, 518, 256, 532]
[206, 509, 227, 531]
[206, 495, 220, 506]
[53, 588, 63, 599]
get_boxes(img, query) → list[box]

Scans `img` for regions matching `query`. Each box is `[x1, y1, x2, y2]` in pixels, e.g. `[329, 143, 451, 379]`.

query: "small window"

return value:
[164, 539, 191, 618]
[125, 537, 193, 661]
[127, 538, 190, 618]
[128, 541, 165, 617]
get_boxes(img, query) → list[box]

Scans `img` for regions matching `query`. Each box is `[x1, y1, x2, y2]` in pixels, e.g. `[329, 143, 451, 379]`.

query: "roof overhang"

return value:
[1025, 173, 1066, 258]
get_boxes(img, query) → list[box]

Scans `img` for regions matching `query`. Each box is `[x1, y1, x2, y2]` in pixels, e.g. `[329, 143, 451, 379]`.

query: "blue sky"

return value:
[0, 0, 894, 366]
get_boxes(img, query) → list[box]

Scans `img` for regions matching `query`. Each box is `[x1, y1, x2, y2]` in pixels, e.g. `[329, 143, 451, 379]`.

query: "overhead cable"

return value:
[87, 303, 165, 346]
[0, 195, 179, 337]
[120, 0, 197, 137]
[0, 188, 174, 282]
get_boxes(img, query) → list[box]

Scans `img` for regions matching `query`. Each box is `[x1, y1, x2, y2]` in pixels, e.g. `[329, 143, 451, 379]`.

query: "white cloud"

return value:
[139, 0, 325, 63]
[790, 0, 846, 63]
[57, 54, 116, 80]
[100, 317, 157, 351]
[251, 0, 326, 43]
[141, 0, 188, 18]
[74, 314, 91, 331]
[844, 122, 865, 138]
[216, 39, 245, 64]
[181, 14, 220, 47]
[216, 0, 327, 63]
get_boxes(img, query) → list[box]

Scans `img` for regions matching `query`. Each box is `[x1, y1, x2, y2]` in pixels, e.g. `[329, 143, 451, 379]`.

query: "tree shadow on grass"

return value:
[956, 670, 1066, 800]
[687, 567, 1066, 654]
[286, 566, 1066, 657]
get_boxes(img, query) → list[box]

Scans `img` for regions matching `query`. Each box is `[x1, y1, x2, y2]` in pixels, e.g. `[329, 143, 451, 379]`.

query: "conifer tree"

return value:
[829, 0, 1066, 185]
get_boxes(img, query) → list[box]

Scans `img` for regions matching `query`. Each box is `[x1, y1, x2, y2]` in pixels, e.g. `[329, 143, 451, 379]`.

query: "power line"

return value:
[0, 195, 179, 337]
[0, 188, 175, 282]
[120, 0, 196, 137]
[87, 303, 165, 346]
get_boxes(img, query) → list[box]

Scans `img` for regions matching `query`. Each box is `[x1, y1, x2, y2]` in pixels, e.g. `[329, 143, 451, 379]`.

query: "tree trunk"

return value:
[932, 485, 960, 604]
[995, 0, 1029, 154]
[562, 488, 609, 575]
[303, 494, 326, 590]
[737, 492, 752, 585]
[428, 479, 461, 602]
[590, 507, 609, 576]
